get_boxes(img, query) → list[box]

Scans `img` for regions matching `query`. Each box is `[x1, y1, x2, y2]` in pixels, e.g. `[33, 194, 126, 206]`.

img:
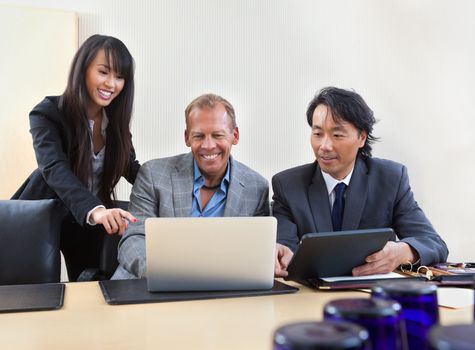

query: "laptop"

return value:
[145, 217, 277, 292]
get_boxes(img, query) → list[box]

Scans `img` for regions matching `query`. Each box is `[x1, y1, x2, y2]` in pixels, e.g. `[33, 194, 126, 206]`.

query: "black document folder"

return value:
[0, 283, 65, 313]
[99, 278, 298, 305]
[293, 264, 475, 290]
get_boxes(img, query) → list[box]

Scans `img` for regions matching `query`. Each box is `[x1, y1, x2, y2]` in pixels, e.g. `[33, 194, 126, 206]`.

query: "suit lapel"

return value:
[224, 157, 245, 216]
[308, 165, 333, 232]
[342, 156, 368, 230]
[172, 153, 194, 217]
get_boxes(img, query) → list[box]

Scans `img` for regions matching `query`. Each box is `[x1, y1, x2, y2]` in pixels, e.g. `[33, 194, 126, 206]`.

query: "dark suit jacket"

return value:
[12, 96, 140, 225]
[272, 156, 448, 266]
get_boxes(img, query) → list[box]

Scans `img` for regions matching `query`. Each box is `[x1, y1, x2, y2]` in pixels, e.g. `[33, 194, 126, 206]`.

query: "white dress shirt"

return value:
[320, 168, 353, 208]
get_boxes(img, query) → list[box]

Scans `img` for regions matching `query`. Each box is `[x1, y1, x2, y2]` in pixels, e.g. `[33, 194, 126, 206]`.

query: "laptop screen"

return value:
[145, 217, 276, 292]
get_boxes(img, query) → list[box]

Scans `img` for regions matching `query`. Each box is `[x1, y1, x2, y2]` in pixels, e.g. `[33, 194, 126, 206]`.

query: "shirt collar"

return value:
[88, 109, 108, 137]
[193, 159, 230, 190]
[321, 168, 353, 196]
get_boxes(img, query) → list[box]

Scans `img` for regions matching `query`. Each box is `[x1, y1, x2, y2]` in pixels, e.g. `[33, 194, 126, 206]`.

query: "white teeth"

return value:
[99, 89, 112, 97]
[202, 154, 219, 160]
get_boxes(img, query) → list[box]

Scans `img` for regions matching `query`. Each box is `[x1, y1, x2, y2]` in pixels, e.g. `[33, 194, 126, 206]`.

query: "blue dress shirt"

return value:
[191, 160, 230, 217]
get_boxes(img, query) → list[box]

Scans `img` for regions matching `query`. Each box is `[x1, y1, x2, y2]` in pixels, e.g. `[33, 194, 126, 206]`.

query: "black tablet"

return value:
[0, 283, 65, 313]
[286, 228, 395, 280]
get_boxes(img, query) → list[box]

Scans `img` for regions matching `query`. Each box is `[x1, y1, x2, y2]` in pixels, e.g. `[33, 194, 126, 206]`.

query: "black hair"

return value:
[59, 34, 135, 206]
[306, 86, 378, 158]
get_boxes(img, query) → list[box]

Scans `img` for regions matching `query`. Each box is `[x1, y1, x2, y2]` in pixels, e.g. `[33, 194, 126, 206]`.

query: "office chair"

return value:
[0, 199, 61, 285]
[77, 200, 129, 281]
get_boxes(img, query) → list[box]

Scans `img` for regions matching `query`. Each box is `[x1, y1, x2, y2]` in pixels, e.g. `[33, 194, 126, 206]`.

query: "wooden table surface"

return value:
[0, 280, 472, 349]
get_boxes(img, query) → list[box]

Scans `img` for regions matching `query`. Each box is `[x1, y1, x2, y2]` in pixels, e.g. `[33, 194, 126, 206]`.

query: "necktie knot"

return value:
[331, 182, 347, 231]
[333, 182, 347, 197]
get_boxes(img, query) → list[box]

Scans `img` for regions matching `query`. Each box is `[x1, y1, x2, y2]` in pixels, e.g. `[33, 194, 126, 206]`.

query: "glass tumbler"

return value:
[273, 320, 370, 350]
[324, 298, 408, 350]
[372, 280, 439, 350]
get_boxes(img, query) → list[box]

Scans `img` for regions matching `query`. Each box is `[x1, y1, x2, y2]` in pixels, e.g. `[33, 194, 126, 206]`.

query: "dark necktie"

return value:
[331, 182, 347, 231]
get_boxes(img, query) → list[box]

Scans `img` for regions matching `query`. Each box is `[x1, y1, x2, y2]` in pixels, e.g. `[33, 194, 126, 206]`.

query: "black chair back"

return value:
[0, 199, 61, 285]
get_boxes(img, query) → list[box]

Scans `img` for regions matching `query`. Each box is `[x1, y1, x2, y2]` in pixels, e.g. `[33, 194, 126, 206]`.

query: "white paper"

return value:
[321, 272, 406, 282]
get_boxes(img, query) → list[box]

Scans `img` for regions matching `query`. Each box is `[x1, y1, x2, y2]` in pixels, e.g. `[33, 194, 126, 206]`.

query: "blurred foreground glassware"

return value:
[273, 320, 370, 350]
[372, 280, 439, 350]
[324, 298, 408, 350]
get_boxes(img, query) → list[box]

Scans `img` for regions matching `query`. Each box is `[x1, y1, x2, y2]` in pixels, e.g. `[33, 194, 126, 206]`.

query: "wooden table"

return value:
[0, 281, 472, 349]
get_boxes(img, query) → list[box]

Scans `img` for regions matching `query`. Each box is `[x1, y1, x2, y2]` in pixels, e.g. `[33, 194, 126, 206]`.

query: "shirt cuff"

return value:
[87, 205, 106, 225]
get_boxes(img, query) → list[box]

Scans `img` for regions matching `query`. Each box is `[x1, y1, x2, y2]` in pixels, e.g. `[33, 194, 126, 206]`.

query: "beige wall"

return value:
[0, 0, 474, 262]
[0, 4, 77, 199]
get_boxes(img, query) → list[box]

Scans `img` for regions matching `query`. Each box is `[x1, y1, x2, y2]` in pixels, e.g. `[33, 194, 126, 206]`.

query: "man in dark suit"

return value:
[273, 87, 448, 277]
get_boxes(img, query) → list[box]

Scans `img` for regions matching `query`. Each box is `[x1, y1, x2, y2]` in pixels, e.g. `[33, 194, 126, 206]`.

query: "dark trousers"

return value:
[60, 218, 105, 282]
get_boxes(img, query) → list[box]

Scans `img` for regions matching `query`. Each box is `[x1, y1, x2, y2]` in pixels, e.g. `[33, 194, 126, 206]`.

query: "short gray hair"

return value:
[185, 93, 236, 129]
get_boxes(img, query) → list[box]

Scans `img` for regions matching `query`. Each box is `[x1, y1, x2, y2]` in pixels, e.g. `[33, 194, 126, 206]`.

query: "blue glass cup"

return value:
[273, 320, 371, 350]
[428, 324, 475, 350]
[324, 298, 408, 350]
[372, 280, 439, 350]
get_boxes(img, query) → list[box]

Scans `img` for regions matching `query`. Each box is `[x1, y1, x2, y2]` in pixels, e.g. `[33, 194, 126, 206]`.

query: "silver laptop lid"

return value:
[145, 217, 276, 292]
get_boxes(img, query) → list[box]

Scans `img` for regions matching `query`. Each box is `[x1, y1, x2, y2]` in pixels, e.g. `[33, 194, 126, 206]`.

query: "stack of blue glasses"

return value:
[323, 298, 409, 350]
[272, 276, 474, 349]
[372, 280, 439, 350]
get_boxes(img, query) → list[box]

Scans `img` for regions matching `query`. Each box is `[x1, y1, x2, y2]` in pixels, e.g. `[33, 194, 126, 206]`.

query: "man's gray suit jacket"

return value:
[113, 152, 269, 279]
[272, 156, 448, 266]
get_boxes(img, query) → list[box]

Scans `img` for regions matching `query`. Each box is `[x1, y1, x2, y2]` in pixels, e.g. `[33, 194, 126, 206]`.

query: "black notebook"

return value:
[99, 278, 298, 305]
[0, 283, 65, 313]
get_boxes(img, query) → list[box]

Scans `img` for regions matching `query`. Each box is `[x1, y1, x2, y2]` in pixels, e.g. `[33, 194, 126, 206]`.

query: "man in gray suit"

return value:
[274, 87, 448, 277]
[113, 93, 269, 279]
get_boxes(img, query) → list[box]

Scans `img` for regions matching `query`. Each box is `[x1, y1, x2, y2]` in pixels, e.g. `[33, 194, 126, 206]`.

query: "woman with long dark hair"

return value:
[13, 34, 141, 281]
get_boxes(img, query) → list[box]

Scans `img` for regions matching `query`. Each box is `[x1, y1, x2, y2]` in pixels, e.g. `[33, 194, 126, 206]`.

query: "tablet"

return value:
[285, 228, 395, 280]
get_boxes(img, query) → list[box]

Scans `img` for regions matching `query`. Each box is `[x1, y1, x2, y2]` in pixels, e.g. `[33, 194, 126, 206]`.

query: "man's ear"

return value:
[358, 130, 367, 148]
[184, 129, 191, 147]
[232, 127, 240, 145]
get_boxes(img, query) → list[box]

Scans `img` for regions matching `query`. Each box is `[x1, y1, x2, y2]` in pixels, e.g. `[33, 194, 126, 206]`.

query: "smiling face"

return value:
[311, 104, 366, 180]
[184, 103, 239, 184]
[85, 48, 125, 118]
